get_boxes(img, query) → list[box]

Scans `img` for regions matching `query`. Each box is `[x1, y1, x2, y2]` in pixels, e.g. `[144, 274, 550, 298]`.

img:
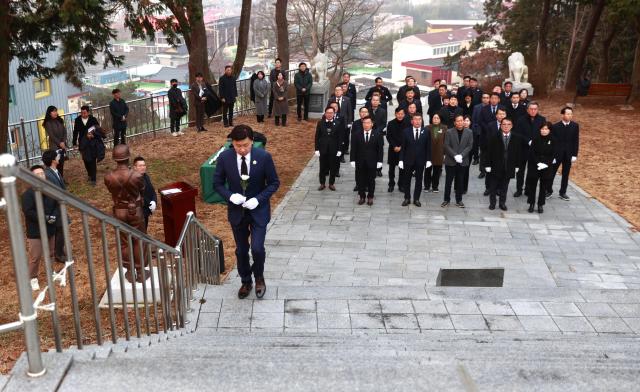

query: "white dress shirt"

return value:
[236, 152, 251, 176]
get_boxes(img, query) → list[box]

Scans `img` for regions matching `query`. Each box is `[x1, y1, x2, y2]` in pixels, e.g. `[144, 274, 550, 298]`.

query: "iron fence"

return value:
[7, 70, 298, 167]
[0, 154, 223, 377]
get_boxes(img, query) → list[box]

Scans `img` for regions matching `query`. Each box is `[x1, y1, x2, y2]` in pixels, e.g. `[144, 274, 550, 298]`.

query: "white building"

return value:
[425, 19, 484, 33]
[391, 27, 477, 82]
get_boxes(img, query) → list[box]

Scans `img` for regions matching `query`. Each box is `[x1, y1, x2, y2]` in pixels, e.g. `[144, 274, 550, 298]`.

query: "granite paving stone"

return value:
[317, 313, 351, 329]
[382, 314, 420, 330]
[575, 302, 619, 317]
[444, 300, 481, 315]
[509, 301, 548, 316]
[350, 313, 385, 329]
[518, 316, 560, 332]
[542, 302, 583, 317]
[450, 315, 489, 331]
[484, 315, 524, 331]
[551, 316, 595, 333]
[587, 317, 633, 333]
[416, 314, 455, 330]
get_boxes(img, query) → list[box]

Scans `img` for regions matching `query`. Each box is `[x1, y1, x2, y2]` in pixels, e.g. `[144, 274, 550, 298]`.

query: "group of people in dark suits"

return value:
[313, 74, 580, 213]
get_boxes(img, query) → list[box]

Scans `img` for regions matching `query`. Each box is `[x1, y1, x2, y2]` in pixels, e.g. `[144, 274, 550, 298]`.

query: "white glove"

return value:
[571, 156, 577, 163]
[528, 140, 532, 146]
[454, 154, 463, 164]
[537, 163, 548, 170]
[515, 167, 519, 173]
[398, 161, 404, 170]
[425, 161, 432, 168]
[350, 161, 356, 168]
[149, 201, 157, 212]
[336, 151, 342, 157]
[242, 197, 259, 210]
[229, 193, 246, 205]
[485, 167, 491, 173]
[347, 124, 352, 129]
[376, 162, 383, 169]
[314, 150, 320, 157]
[552, 159, 556, 164]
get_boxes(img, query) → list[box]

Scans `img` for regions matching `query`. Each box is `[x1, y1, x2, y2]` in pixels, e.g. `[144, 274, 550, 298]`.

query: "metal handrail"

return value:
[0, 153, 223, 377]
[7, 70, 298, 167]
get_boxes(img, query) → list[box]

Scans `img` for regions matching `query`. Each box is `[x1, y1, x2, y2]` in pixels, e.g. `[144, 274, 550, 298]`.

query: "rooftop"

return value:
[398, 27, 477, 46]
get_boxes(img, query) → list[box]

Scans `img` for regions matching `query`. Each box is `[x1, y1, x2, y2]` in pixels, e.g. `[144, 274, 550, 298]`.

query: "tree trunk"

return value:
[535, 0, 551, 69]
[565, 0, 606, 92]
[183, 0, 210, 125]
[0, 0, 10, 153]
[597, 24, 617, 82]
[627, 23, 640, 104]
[275, 0, 290, 70]
[232, 0, 252, 78]
[564, 3, 582, 88]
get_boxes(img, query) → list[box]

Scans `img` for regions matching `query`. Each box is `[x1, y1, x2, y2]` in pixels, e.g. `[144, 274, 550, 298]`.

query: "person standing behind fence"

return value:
[22, 165, 58, 291]
[253, 71, 269, 123]
[110, 89, 129, 145]
[43, 106, 67, 178]
[168, 78, 187, 137]
[294, 62, 312, 122]
[42, 150, 67, 265]
[219, 65, 238, 128]
[72, 105, 104, 186]
[272, 71, 288, 126]
[268, 58, 283, 118]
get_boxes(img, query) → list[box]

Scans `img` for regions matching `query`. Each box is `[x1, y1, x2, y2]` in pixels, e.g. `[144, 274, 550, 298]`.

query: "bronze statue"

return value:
[104, 144, 147, 283]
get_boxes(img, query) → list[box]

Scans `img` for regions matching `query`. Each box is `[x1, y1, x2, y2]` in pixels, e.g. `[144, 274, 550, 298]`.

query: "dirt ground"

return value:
[0, 115, 316, 373]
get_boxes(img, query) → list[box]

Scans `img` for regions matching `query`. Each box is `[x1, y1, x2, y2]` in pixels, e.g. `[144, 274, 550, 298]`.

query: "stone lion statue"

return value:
[311, 51, 328, 83]
[508, 52, 528, 83]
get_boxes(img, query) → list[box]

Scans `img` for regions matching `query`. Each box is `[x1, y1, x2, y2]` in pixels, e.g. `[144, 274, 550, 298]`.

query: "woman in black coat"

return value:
[526, 121, 556, 213]
[72, 105, 105, 186]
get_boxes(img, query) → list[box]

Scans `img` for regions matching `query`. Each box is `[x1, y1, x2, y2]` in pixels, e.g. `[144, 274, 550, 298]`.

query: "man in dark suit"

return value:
[485, 117, 521, 211]
[326, 101, 346, 175]
[369, 95, 387, 135]
[365, 77, 393, 110]
[315, 107, 343, 191]
[386, 107, 410, 193]
[398, 113, 432, 207]
[550, 107, 580, 200]
[350, 116, 383, 206]
[427, 79, 442, 122]
[218, 65, 238, 127]
[42, 149, 67, 264]
[213, 125, 280, 299]
[328, 85, 353, 159]
[397, 76, 421, 105]
[500, 81, 514, 106]
[468, 78, 483, 106]
[506, 93, 526, 125]
[399, 89, 423, 116]
[442, 115, 474, 208]
[133, 156, 157, 230]
[472, 93, 490, 175]
[191, 72, 218, 132]
[479, 93, 505, 179]
[350, 107, 370, 191]
[438, 95, 463, 129]
[341, 72, 357, 111]
[456, 75, 471, 103]
[513, 101, 546, 197]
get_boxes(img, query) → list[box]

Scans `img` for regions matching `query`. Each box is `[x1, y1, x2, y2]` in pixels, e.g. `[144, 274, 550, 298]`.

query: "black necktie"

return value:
[241, 156, 248, 176]
[492, 106, 496, 115]
[365, 132, 369, 143]
[338, 98, 341, 110]
[414, 129, 419, 141]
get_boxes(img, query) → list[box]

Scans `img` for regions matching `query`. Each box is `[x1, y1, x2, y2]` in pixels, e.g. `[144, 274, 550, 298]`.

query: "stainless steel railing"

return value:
[7, 69, 298, 167]
[0, 153, 223, 377]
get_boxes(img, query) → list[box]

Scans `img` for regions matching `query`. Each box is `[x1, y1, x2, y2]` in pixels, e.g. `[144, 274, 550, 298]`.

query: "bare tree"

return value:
[232, 0, 252, 77]
[289, 0, 383, 76]
[276, 0, 290, 70]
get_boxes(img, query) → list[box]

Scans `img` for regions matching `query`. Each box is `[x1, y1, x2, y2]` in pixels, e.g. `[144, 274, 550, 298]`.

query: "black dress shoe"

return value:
[441, 201, 450, 207]
[318, 184, 326, 191]
[483, 190, 490, 196]
[238, 282, 253, 299]
[456, 202, 465, 208]
[538, 206, 544, 213]
[340, 156, 346, 163]
[255, 277, 266, 299]
[353, 186, 358, 192]
[329, 185, 336, 191]
[402, 199, 410, 206]
[388, 186, 394, 193]
[367, 197, 374, 206]
[478, 172, 485, 179]
[513, 190, 522, 197]
[489, 204, 495, 210]
[335, 172, 341, 177]
[413, 200, 422, 207]
[559, 194, 570, 201]
[545, 191, 553, 199]
[528, 204, 535, 213]
[499, 204, 507, 211]
[358, 197, 365, 205]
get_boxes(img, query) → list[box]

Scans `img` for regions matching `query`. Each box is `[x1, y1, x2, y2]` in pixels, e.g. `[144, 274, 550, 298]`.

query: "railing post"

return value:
[0, 154, 45, 377]
[20, 118, 30, 167]
[150, 93, 156, 138]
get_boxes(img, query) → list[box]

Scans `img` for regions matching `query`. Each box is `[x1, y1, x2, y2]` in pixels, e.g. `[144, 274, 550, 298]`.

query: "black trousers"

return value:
[296, 94, 310, 120]
[83, 159, 97, 182]
[319, 153, 338, 185]
[403, 163, 424, 201]
[356, 164, 376, 198]
[170, 117, 181, 133]
[54, 225, 66, 263]
[113, 126, 127, 145]
[551, 154, 572, 195]
[444, 165, 465, 203]
[424, 165, 442, 190]
[231, 214, 267, 284]
[222, 101, 234, 125]
[388, 164, 404, 188]
[488, 173, 511, 206]
[471, 133, 480, 160]
[515, 156, 529, 193]
[343, 126, 351, 153]
[195, 102, 205, 130]
[256, 115, 265, 123]
[527, 172, 552, 206]
[274, 115, 287, 126]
